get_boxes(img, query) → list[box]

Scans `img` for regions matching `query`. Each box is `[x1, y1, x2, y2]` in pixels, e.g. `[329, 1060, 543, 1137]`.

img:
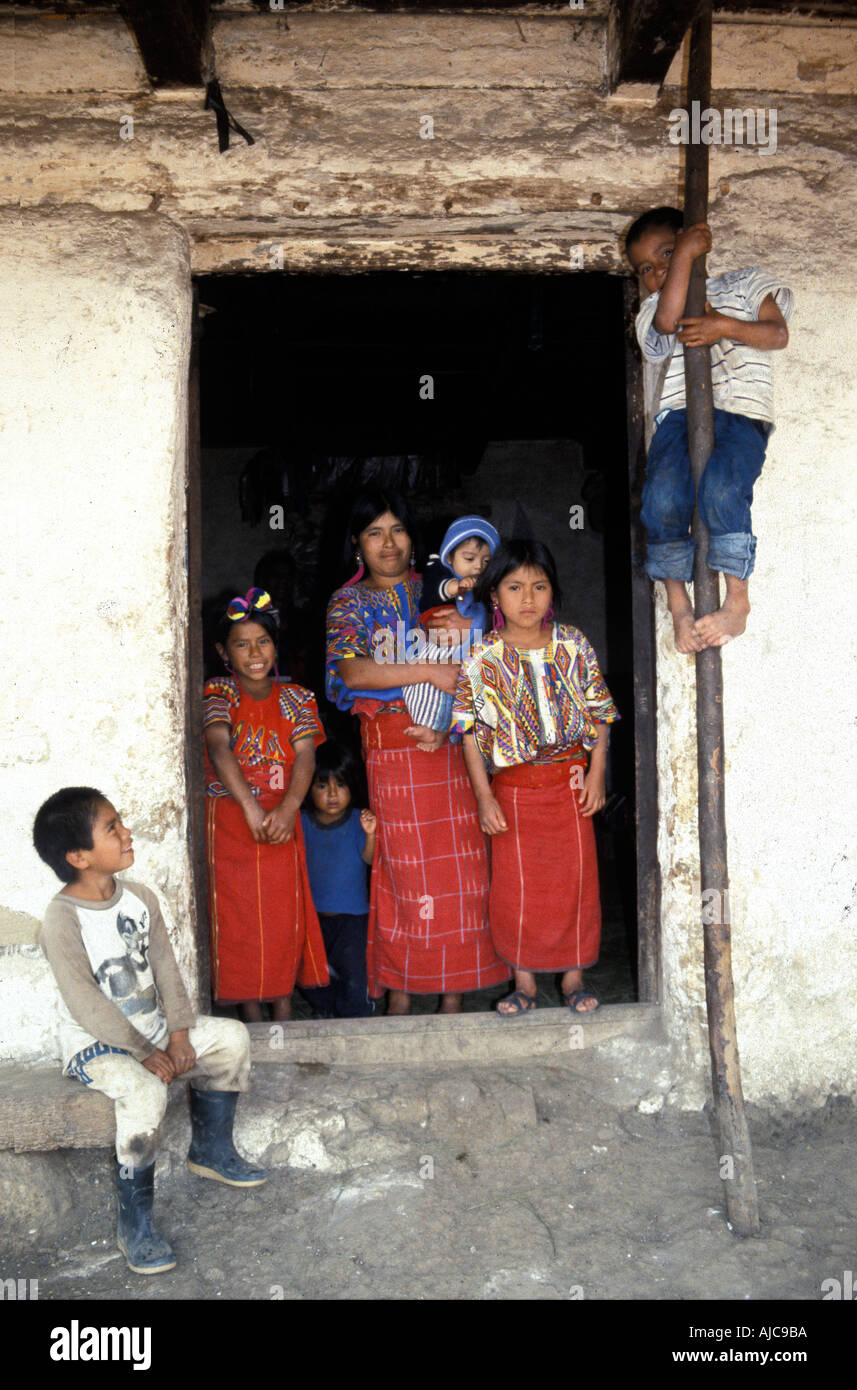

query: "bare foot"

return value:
[694, 592, 750, 647]
[664, 579, 704, 654]
[674, 610, 705, 654]
[405, 725, 445, 752]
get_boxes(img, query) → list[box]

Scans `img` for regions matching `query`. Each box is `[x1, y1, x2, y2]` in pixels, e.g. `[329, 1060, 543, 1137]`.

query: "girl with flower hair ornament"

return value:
[203, 588, 328, 1021]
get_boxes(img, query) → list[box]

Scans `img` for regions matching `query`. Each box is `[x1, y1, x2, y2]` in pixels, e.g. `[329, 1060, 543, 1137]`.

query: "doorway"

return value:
[187, 271, 657, 1015]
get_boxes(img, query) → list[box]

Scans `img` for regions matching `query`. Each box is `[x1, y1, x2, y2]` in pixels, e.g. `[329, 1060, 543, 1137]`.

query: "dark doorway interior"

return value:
[193, 271, 644, 1014]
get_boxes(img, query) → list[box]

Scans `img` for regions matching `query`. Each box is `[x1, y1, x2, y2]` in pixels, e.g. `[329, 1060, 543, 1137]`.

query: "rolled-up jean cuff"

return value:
[644, 539, 695, 583]
[706, 532, 756, 580]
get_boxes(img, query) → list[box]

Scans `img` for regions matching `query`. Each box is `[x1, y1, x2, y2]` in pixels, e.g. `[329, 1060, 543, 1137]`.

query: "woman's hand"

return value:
[242, 798, 268, 843]
[166, 1030, 196, 1077]
[423, 605, 471, 646]
[477, 793, 508, 836]
[426, 662, 461, 694]
[578, 770, 606, 818]
[262, 802, 297, 844]
[421, 604, 458, 630]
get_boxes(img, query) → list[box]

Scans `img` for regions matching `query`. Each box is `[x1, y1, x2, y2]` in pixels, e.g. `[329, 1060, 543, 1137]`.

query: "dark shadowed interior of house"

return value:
[195, 271, 640, 1014]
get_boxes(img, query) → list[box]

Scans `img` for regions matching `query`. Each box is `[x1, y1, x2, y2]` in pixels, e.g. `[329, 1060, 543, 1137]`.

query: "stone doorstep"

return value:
[0, 1004, 660, 1154]
[249, 1002, 659, 1066]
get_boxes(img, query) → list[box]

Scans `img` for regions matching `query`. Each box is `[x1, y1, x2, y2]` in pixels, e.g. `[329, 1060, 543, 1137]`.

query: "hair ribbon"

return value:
[225, 588, 279, 623]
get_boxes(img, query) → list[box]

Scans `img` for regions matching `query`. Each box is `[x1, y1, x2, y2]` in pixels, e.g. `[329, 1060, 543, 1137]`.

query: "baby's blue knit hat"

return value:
[439, 516, 500, 573]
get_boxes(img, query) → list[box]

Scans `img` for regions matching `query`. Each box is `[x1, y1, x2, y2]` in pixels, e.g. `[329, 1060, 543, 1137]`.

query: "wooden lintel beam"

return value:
[249, 0, 571, 8]
[120, 0, 211, 88]
[607, 0, 706, 91]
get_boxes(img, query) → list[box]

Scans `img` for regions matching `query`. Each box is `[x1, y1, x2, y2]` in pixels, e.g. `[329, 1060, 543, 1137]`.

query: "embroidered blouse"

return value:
[202, 676, 324, 798]
[450, 624, 620, 769]
[325, 577, 422, 714]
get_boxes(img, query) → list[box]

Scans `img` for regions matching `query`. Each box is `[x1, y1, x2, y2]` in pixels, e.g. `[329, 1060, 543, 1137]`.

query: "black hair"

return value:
[475, 539, 563, 614]
[304, 740, 364, 808]
[33, 786, 107, 883]
[215, 602, 280, 652]
[342, 486, 424, 575]
[625, 205, 684, 259]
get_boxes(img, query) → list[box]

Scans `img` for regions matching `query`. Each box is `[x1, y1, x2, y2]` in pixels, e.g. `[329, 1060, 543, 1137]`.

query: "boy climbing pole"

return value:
[626, 207, 793, 653]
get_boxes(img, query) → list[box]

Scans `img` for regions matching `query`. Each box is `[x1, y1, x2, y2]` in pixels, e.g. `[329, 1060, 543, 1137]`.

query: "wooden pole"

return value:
[683, 2, 760, 1236]
[186, 285, 211, 1011]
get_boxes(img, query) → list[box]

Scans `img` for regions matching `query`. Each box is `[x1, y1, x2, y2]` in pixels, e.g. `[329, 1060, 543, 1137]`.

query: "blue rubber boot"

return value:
[187, 1088, 268, 1187]
[114, 1159, 176, 1275]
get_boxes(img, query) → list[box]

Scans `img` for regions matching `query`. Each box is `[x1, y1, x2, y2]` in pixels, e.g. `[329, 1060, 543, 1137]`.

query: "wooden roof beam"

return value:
[119, 0, 211, 88]
[607, 0, 706, 93]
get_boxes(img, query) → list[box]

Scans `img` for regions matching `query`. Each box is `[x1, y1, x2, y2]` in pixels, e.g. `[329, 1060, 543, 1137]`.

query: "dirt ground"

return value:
[6, 1045, 855, 1306]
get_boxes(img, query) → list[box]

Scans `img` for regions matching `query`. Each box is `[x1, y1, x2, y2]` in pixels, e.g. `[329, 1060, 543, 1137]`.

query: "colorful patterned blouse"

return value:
[325, 577, 422, 713]
[450, 624, 620, 769]
[203, 676, 324, 798]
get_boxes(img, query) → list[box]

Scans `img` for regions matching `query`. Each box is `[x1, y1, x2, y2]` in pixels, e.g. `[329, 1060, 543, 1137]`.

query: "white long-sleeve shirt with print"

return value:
[38, 879, 196, 1073]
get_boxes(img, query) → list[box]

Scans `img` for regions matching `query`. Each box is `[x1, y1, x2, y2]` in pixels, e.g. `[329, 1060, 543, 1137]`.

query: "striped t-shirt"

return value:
[636, 267, 794, 425]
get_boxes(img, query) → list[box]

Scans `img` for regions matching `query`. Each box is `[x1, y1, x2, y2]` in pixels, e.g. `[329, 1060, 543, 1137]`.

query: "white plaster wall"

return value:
[655, 268, 857, 1109]
[0, 11, 855, 1106]
[0, 208, 195, 1062]
[721, 287, 857, 1107]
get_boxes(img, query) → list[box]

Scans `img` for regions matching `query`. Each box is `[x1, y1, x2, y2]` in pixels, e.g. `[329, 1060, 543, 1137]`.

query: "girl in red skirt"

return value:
[204, 588, 328, 1022]
[452, 540, 620, 1016]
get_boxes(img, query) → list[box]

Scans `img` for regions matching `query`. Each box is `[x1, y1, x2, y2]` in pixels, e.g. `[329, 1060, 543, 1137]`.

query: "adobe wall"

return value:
[0, 209, 196, 1059]
[1, 7, 855, 1107]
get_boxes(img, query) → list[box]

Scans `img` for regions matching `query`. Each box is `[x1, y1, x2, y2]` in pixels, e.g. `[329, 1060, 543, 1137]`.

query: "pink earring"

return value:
[541, 605, 555, 629]
[345, 550, 365, 586]
[492, 604, 505, 631]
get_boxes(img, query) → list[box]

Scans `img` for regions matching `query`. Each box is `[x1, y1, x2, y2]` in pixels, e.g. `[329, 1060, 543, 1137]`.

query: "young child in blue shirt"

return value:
[626, 207, 792, 653]
[299, 741, 377, 1018]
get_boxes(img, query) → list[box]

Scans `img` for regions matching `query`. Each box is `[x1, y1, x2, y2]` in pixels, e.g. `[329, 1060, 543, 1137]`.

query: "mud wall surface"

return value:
[1, 7, 855, 1103]
[0, 209, 195, 1061]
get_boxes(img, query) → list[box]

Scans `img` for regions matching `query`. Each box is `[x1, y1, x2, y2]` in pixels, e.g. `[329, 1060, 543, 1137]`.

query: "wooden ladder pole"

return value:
[683, 0, 760, 1237]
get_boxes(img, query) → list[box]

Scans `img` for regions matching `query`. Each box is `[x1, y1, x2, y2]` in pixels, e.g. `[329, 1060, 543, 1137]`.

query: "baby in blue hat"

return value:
[420, 515, 500, 627]
[404, 515, 500, 749]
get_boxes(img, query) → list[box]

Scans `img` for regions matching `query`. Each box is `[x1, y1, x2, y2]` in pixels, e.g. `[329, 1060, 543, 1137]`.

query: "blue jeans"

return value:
[300, 913, 374, 1019]
[641, 409, 769, 581]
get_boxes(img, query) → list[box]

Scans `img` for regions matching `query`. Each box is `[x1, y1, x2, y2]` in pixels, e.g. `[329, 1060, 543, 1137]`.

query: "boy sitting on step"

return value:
[33, 786, 267, 1277]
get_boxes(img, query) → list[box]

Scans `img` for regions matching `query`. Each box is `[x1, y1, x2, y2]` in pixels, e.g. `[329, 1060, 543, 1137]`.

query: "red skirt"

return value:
[489, 758, 601, 972]
[361, 710, 510, 996]
[206, 793, 329, 1002]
